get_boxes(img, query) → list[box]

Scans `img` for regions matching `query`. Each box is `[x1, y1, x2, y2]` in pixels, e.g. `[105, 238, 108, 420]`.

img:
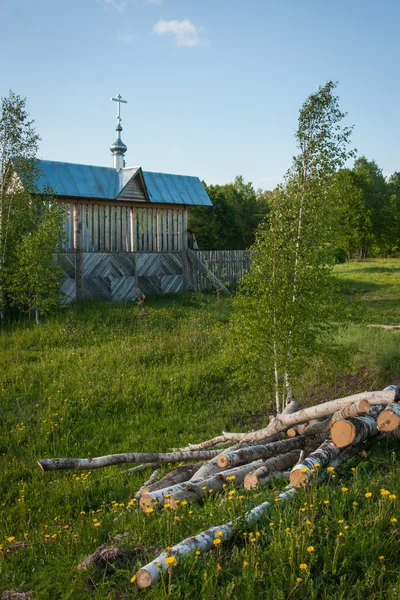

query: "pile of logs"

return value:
[37, 387, 400, 589]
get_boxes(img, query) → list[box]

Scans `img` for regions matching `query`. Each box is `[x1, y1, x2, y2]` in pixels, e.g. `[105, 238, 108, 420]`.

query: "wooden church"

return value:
[32, 95, 213, 303]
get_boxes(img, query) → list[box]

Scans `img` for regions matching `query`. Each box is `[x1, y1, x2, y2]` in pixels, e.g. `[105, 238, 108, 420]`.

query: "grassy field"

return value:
[0, 259, 399, 599]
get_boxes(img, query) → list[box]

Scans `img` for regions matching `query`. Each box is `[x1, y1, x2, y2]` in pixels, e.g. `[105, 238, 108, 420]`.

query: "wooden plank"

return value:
[156, 209, 162, 252]
[173, 210, 178, 252]
[104, 205, 110, 252]
[132, 207, 137, 251]
[153, 208, 157, 252]
[182, 208, 188, 251]
[93, 205, 98, 251]
[137, 208, 143, 251]
[142, 209, 148, 252]
[87, 204, 93, 251]
[69, 203, 75, 250]
[116, 206, 122, 252]
[177, 210, 183, 252]
[147, 208, 153, 252]
[162, 210, 167, 252]
[126, 207, 131, 252]
[121, 206, 127, 251]
[167, 210, 172, 252]
[99, 205, 104, 252]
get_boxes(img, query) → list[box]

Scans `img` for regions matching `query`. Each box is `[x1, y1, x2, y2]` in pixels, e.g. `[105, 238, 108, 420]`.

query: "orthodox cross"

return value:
[111, 94, 127, 125]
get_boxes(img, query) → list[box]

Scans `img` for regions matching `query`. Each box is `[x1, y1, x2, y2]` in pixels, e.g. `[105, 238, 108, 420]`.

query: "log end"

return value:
[289, 468, 309, 488]
[136, 568, 153, 589]
[217, 456, 229, 469]
[243, 473, 258, 490]
[37, 460, 45, 472]
[139, 494, 154, 512]
[377, 410, 400, 432]
[358, 399, 371, 413]
[330, 420, 355, 448]
[286, 428, 298, 438]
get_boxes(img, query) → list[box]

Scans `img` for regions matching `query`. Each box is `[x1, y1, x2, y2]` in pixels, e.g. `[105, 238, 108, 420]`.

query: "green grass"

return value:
[0, 259, 399, 599]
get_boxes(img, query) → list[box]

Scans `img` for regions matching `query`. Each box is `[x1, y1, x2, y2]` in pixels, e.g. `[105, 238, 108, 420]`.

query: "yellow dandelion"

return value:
[365, 492, 372, 499]
[217, 564, 222, 571]
[79, 511, 86, 515]
[269, 522, 274, 527]
[389, 494, 397, 500]
[379, 556, 384, 561]
[299, 563, 308, 571]
[165, 556, 178, 566]
[94, 522, 100, 527]
[188, 510, 193, 515]
[174, 516, 180, 521]
[323, 500, 329, 505]
[353, 501, 359, 507]
[341, 487, 348, 493]
[216, 531, 223, 538]
[196, 550, 201, 556]
[314, 463, 320, 468]
[285, 527, 291, 533]
[391, 518, 397, 523]
[344, 525, 349, 530]
[338, 519, 344, 524]
[243, 561, 249, 567]
[156, 562, 162, 568]
[306, 520, 312, 526]
[130, 575, 137, 583]
[381, 489, 390, 497]
[307, 546, 314, 553]
[300, 508, 306, 513]
[300, 468, 308, 474]
[213, 538, 221, 546]
[6, 537, 15, 543]
[145, 507, 154, 514]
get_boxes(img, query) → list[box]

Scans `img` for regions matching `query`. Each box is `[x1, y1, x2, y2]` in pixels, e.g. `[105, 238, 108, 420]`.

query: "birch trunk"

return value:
[37, 449, 222, 472]
[330, 414, 378, 448]
[222, 390, 395, 443]
[377, 404, 400, 432]
[290, 439, 342, 488]
[243, 450, 301, 489]
[303, 418, 332, 437]
[217, 436, 305, 469]
[136, 463, 204, 497]
[331, 399, 370, 423]
[135, 486, 296, 588]
[140, 459, 266, 511]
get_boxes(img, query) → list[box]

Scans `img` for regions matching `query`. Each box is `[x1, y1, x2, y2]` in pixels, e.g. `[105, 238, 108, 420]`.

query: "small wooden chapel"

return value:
[32, 95, 213, 302]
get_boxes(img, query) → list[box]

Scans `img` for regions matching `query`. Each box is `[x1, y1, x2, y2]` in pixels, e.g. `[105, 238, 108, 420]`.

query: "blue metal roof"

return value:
[29, 160, 212, 206]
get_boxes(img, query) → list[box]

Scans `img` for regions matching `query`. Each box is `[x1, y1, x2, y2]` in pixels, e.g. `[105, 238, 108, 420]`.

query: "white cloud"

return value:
[153, 18, 206, 47]
[117, 31, 136, 42]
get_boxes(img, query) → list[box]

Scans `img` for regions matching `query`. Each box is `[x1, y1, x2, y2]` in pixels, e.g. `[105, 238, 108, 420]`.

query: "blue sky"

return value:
[1, 0, 399, 190]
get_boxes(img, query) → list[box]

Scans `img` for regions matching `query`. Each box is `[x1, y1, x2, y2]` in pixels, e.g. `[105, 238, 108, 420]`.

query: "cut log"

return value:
[217, 436, 305, 469]
[243, 450, 301, 489]
[330, 414, 378, 448]
[135, 485, 296, 588]
[135, 469, 161, 497]
[222, 390, 395, 443]
[331, 399, 370, 423]
[36, 449, 221, 472]
[290, 439, 342, 488]
[140, 459, 266, 511]
[377, 404, 400, 432]
[137, 463, 204, 497]
[303, 418, 332, 437]
[188, 445, 237, 482]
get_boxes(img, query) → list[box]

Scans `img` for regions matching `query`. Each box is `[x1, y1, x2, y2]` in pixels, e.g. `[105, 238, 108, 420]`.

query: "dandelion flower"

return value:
[341, 487, 348, 493]
[323, 500, 329, 505]
[314, 463, 320, 468]
[379, 556, 384, 561]
[6, 537, 15, 543]
[216, 531, 223, 538]
[130, 575, 137, 583]
[145, 507, 154, 514]
[307, 546, 315, 553]
[213, 538, 221, 546]
[327, 466, 335, 473]
[391, 518, 397, 523]
[94, 522, 100, 527]
[299, 563, 308, 571]
[196, 550, 201, 556]
[243, 561, 249, 567]
[389, 494, 397, 500]
[365, 492, 372, 499]
[165, 556, 178, 567]
[381, 489, 390, 497]
[353, 501, 359, 507]
[338, 519, 344, 524]
[300, 468, 308, 474]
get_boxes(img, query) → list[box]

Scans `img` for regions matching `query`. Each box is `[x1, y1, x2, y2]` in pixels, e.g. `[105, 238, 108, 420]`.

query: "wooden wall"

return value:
[61, 201, 188, 253]
[59, 249, 251, 303]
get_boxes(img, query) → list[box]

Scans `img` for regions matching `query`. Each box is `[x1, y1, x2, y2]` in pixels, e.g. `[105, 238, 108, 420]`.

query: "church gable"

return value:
[117, 168, 149, 202]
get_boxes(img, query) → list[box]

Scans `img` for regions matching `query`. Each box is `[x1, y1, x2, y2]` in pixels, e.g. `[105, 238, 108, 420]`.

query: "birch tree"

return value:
[230, 81, 355, 413]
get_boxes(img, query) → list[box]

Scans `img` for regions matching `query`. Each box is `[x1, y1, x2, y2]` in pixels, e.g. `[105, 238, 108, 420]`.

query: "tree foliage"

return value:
[229, 81, 354, 412]
[0, 91, 64, 321]
[188, 176, 271, 249]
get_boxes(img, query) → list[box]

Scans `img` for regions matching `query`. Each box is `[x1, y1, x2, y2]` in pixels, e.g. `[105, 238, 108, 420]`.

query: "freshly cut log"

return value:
[140, 459, 266, 511]
[330, 414, 378, 448]
[243, 450, 301, 489]
[377, 404, 400, 432]
[290, 439, 342, 488]
[217, 436, 305, 469]
[135, 486, 296, 588]
[331, 399, 370, 423]
[37, 449, 222, 472]
[222, 390, 395, 443]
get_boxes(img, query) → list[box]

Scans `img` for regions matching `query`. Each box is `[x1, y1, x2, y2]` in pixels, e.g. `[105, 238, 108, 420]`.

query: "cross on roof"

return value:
[111, 94, 127, 125]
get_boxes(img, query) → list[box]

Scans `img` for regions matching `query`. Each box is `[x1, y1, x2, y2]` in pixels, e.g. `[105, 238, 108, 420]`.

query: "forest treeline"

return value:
[189, 157, 400, 259]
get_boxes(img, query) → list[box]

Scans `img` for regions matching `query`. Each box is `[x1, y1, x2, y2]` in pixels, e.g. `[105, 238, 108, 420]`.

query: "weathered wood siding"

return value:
[60, 202, 187, 253]
[58, 249, 251, 303]
[189, 250, 251, 291]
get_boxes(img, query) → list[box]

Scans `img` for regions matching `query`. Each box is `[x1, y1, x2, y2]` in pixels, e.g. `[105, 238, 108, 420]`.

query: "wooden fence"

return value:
[59, 249, 251, 303]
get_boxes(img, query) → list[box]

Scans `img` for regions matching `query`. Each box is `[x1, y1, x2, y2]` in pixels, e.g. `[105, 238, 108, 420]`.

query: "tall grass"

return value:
[0, 260, 399, 598]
